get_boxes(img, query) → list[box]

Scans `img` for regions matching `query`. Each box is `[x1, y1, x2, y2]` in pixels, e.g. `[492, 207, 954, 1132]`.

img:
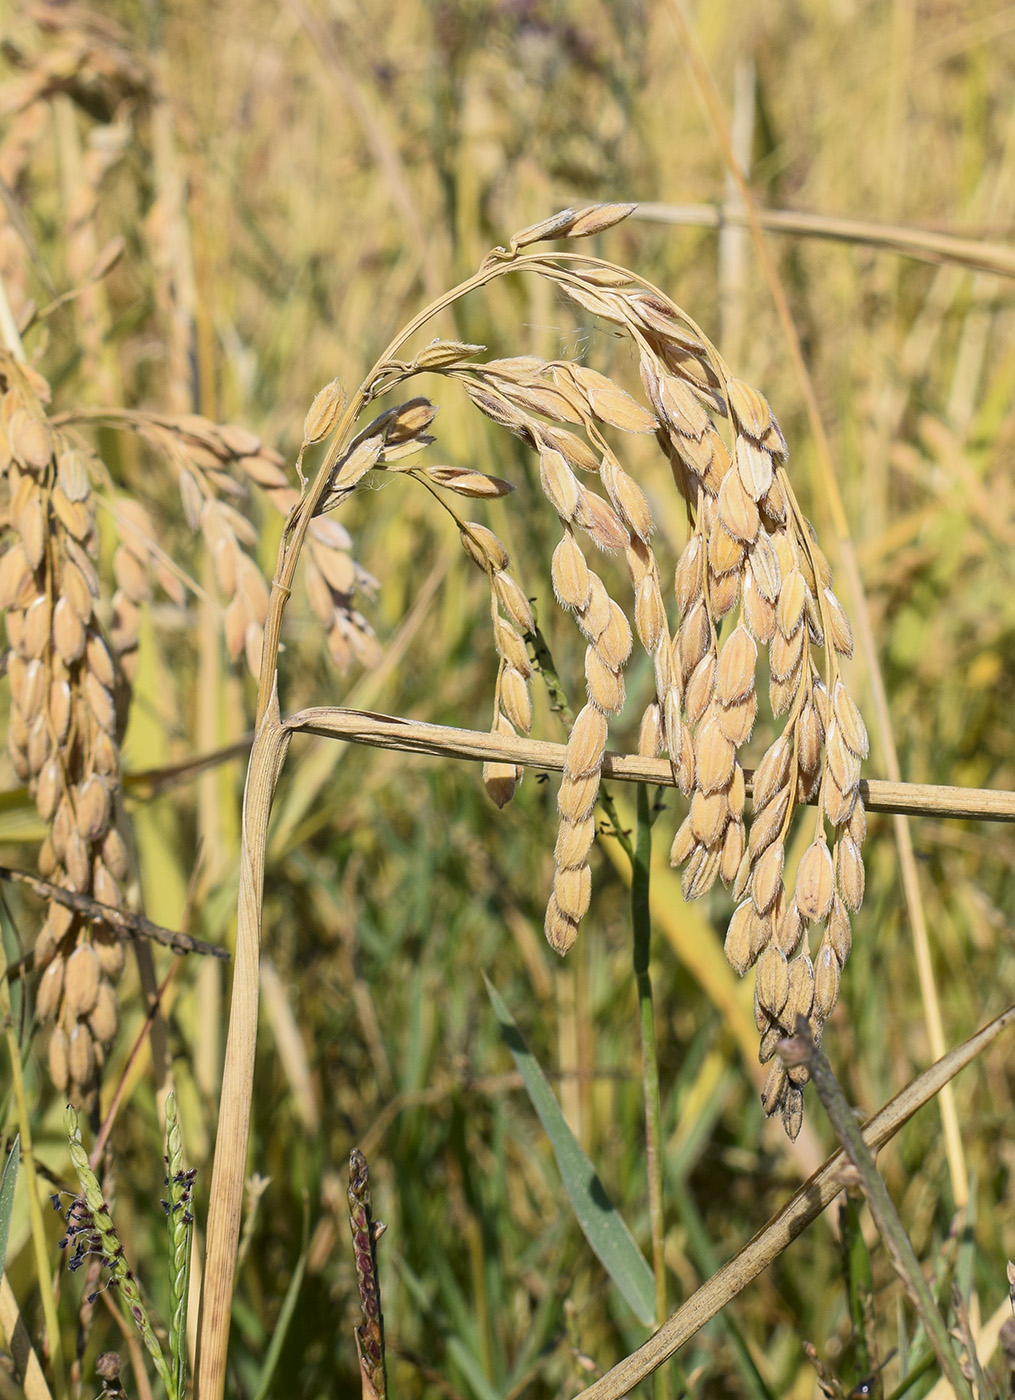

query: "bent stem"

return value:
[193, 688, 290, 1400]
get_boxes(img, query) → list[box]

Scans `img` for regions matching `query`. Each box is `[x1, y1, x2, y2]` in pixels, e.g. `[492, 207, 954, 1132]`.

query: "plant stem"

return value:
[777, 1021, 972, 1400]
[194, 692, 291, 1400]
[631, 786, 670, 1400]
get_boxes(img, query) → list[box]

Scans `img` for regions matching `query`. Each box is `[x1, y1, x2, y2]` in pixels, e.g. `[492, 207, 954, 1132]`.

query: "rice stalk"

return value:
[197, 200, 876, 1396]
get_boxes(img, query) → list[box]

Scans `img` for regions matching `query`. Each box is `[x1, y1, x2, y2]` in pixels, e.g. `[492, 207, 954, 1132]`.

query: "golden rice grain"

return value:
[724, 900, 755, 975]
[823, 587, 854, 656]
[68, 1023, 95, 1088]
[752, 736, 793, 810]
[748, 534, 782, 601]
[499, 667, 532, 732]
[823, 776, 856, 827]
[835, 833, 865, 910]
[558, 772, 603, 824]
[751, 841, 785, 915]
[565, 704, 608, 778]
[681, 841, 722, 899]
[673, 535, 704, 613]
[727, 378, 772, 438]
[48, 1027, 70, 1093]
[813, 939, 841, 1020]
[539, 449, 580, 519]
[554, 863, 592, 921]
[36, 958, 64, 1021]
[684, 654, 716, 723]
[551, 531, 592, 610]
[716, 625, 757, 703]
[544, 896, 578, 955]
[690, 788, 728, 846]
[634, 575, 666, 652]
[554, 816, 596, 869]
[774, 895, 804, 958]
[796, 839, 835, 923]
[64, 943, 100, 1017]
[708, 523, 745, 575]
[303, 378, 347, 444]
[676, 601, 711, 679]
[584, 646, 626, 714]
[776, 570, 808, 637]
[493, 573, 534, 634]
[596, 602, 633, 670]
[741, 569, 776, 642]
[719, 818, 745, 885]
[734, 436, 774, 501]
[826, 723, 862, 792]
[717, 467, 760, 543]
[761, 1061, 787, 1116]
[747, 786, 791, 860]
[709, 567, 740, 617]
[826, 896, 852, 963]
[694, 718, 735, 794]
[756, 945, 790, 1018]
[88, 978, 119, 1045]
[717, 690, 757, 745]
[833, 681, 869, 758]
[576, 574, 612, 641]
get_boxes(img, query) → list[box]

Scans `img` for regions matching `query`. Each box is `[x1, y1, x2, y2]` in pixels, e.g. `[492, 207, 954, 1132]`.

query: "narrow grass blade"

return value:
[484, 975, 655, 1327]
[250, 1193, 309, 1400]
[0, 1134, 19, 1277]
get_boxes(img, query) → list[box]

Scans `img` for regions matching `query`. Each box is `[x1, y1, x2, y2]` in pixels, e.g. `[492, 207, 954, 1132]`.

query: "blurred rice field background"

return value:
[1, 1, 1014, 1397]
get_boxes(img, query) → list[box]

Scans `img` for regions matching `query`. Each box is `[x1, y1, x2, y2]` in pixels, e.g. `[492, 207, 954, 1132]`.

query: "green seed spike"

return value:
[64, 1105, 178, 1400]
[165, 1093, 193, 1400]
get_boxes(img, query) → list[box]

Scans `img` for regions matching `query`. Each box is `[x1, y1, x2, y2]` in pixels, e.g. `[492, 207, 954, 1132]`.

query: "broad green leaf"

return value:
[484, 976, 655, 1326]
[0, 1135, 19, 1277]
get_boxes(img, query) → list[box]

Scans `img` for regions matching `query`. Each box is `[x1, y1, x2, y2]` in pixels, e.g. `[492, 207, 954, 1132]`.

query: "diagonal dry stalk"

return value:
[572, 1001, 1015, 1400]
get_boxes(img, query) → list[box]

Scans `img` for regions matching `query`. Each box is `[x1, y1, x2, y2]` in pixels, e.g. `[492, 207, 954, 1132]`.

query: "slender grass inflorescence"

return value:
[164, 1092, 194, 1400]
[299, 204, 867, 1134]
[62, 1104, 180, 1400]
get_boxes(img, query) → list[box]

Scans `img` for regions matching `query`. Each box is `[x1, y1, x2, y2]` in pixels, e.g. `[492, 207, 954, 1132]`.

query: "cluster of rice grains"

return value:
[0, 357, 127, 1105]
[0, 353, 376, 1106]
[332, 205, 867, 1137]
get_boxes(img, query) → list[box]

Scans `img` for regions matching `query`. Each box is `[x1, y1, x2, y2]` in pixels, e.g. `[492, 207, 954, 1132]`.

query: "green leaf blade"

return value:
[484, 976, 655, 1327]
[0, 1134, 20, 1278]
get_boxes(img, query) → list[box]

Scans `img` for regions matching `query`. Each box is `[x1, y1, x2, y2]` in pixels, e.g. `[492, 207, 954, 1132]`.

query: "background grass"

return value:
[1, 1, 1014, 1397]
